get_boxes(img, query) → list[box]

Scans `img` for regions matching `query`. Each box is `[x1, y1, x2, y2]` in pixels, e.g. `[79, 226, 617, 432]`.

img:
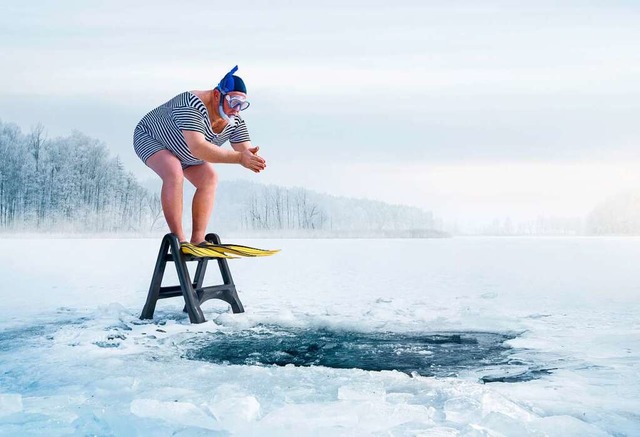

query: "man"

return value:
[133, 66, 265, 251]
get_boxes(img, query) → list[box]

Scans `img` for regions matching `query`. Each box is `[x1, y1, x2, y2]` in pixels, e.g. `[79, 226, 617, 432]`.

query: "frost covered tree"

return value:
[241, 184, 326, 230]
[212, 180, 437, 236]
[587, 191, 640, 235]
[0, 120, 157, 232]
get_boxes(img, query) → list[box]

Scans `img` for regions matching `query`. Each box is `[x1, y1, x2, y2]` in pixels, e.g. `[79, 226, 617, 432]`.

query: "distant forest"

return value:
[0, 120, 155, 232]
[212, 180, 441, 236]
[0, 120, 441, 236]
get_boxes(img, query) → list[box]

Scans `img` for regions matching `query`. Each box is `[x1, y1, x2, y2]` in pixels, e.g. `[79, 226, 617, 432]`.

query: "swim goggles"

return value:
[225, 94, 250, 111]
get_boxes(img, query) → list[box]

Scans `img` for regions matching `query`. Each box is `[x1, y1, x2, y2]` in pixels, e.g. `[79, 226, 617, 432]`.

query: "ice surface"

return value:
[0, 237, 638, 435]
[130, 399, 220, 431]
[0, 394, 22, 417]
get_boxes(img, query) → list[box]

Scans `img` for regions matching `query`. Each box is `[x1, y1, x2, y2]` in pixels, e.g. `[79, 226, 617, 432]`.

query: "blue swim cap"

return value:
[217, 65, 247, 94]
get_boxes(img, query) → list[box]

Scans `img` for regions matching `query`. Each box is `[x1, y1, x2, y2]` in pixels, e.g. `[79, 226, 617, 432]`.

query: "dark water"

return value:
[184, 326, 553, 383]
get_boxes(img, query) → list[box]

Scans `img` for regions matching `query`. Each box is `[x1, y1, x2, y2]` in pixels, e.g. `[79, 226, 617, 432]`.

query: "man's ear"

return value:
[213, 88, 221, 103]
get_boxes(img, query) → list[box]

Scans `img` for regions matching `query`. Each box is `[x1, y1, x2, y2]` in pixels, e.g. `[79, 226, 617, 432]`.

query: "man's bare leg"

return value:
[184, 163, 218, 244]
[146, 150, 187, 242]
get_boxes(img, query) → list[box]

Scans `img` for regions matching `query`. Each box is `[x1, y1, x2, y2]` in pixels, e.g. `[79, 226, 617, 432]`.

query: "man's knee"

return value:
[203, 164, 218, 187]
[188, 163, 218, 189]
[161, 165, 184, 187]
[147, 151, 184, 186]
[165, 175, 184, 188]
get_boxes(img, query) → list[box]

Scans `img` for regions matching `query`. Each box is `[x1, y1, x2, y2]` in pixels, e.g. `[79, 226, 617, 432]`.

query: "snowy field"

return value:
[0, 237, 638, 436]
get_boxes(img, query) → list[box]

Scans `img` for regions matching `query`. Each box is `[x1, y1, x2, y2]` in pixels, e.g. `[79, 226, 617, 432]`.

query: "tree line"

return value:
[0, 120, 160, 231]
[213, 181, 437, 235]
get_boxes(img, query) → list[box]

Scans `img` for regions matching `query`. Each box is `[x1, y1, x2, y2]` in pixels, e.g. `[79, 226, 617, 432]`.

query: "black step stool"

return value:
[140, 233, 245, 324]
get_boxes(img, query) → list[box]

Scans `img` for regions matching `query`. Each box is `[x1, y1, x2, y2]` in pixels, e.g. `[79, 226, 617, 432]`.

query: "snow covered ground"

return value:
[0, 237, 638, 435]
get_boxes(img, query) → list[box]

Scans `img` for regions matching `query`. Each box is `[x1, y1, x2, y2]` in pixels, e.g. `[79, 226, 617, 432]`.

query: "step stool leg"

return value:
[206, 233, 245, 313]
[193, 258, 208, 289]
[140, 234, 171, 320]
[183, 258, 208, 313]
[217, 257, 244, 313]
[168, 236, 206, 324]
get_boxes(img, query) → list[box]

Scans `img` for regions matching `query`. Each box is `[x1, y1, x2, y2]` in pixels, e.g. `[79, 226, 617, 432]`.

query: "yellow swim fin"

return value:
[199, 242, 280, 257]
[180, 242, 237, 259]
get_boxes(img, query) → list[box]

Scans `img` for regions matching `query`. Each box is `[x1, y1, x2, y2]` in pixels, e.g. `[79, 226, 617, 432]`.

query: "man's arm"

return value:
[183, 130, 240, 163]
[230, 141, 252, 153]
[182, 130, 265, 172]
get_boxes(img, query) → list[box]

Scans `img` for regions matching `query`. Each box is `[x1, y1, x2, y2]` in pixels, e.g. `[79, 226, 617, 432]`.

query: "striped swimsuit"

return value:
[133, 91, 251, 168]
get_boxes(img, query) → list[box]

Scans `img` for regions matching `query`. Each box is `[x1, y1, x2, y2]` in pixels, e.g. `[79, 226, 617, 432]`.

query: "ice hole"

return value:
[184, 326, 551, 383]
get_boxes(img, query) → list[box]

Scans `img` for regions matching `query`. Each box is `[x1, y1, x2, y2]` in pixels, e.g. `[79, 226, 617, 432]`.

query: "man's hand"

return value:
[240, 148, 266, 173]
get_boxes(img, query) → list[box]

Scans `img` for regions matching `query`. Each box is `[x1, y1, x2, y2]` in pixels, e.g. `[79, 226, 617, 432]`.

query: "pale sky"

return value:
[1, 1, 639, 229]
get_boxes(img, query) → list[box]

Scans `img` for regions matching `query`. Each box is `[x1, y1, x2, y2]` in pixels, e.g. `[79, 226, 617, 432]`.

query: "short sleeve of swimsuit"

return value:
[229, 117, 251, 143]
[173, 106, 207, 135]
